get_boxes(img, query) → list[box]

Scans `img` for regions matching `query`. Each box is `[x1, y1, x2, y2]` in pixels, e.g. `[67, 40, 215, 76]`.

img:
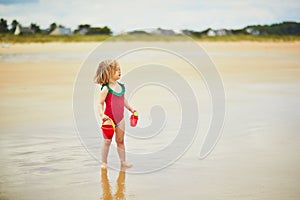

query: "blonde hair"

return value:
[94, 59, 119, 84]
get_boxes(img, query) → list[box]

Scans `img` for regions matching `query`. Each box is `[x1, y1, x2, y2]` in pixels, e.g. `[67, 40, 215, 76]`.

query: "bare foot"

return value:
[121, 161, 133, 169]
[101, 163, 107, 169]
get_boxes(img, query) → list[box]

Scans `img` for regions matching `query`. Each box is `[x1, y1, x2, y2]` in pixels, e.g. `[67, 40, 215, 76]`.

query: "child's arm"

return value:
[124, 98, 136, 113]
[98, 86, 109, 121]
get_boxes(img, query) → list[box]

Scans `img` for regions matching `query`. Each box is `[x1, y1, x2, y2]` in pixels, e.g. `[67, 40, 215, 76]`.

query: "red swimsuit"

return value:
[101, 82, 125, 125]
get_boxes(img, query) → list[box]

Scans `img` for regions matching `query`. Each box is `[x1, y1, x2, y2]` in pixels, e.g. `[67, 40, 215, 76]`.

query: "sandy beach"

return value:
[0, 41, 300, 199]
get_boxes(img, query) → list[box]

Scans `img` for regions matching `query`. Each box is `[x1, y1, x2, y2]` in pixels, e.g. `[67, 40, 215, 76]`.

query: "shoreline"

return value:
[1, 41, 300, 55]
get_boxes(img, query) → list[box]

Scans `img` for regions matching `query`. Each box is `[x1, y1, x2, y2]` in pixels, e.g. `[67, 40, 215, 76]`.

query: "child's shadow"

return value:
[100, 168, 126, 200]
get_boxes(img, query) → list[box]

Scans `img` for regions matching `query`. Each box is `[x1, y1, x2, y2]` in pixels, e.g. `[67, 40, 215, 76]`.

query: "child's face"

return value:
[111, 65, 121, 81]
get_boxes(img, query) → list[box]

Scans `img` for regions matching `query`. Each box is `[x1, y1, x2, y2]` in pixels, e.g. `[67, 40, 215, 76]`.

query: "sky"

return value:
[0, 0, 299, 34]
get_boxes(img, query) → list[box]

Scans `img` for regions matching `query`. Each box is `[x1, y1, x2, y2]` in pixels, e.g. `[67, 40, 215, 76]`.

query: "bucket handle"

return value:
[102, 118, 116, 130]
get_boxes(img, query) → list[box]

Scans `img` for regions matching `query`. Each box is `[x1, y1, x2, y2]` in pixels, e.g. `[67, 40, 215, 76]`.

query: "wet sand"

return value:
[1, 41, 300, 199]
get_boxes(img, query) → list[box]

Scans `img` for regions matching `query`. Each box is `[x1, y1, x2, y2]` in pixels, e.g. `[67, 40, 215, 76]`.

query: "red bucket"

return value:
[130, 112, 139, 127]
[101, 118, 115, 139]
[130, 115, 138, 127]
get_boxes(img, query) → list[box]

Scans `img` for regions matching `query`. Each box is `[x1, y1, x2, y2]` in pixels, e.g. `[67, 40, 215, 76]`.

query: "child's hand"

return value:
[101, 114, 110, 122]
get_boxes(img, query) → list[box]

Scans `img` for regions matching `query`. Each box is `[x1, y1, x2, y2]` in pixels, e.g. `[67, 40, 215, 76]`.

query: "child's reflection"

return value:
[100, 168, 126, 200]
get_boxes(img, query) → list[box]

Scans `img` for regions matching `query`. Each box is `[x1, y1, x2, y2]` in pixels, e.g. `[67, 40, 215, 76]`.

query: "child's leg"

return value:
[101, 139, 112, 168]
[115, 119, 132, 168]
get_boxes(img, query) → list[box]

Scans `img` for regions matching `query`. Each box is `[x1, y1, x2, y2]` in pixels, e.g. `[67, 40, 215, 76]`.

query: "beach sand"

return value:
[0, 41, 300, 199]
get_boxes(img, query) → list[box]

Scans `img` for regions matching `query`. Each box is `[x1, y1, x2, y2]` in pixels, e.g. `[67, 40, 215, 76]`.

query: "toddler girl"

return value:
[94, 60, 135, 169]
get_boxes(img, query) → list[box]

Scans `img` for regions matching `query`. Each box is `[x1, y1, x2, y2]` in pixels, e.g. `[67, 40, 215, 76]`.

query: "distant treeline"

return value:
[182, 22, 300, 37]
[247, 22, 300, 35]
[0, 18, 112, 35]
[0, 17, 299, 36]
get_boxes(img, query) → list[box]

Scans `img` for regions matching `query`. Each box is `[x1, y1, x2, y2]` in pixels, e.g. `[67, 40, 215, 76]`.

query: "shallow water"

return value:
[1, 42, 300, 200]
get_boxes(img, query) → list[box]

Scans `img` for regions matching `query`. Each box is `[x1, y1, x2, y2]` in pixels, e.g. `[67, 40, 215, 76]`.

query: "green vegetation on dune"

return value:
[0, 34, 110, 43]
[191, 35, 300, 42]
[1, 33, 300, 43]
